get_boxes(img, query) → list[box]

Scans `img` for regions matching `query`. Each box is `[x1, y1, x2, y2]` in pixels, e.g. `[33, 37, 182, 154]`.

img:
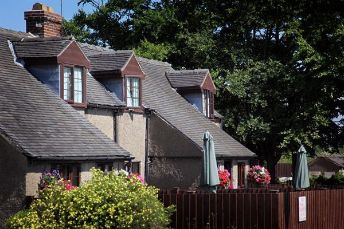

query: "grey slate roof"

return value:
[88, 51, 133, 73]
[322, 155, 344, 168]
[166, 69, 209, 88]
[139, 57, 255, 158]
[0, 29, 130, 160]
[87, 73, 125, 107]
[13, 37, 73, 58]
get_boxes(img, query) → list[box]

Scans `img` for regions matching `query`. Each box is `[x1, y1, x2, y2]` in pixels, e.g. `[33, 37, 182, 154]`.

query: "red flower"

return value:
[218, 169, 232, 189]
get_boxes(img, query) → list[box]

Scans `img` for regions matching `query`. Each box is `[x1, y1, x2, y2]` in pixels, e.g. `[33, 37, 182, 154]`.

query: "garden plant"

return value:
[7, 168, 174, 229]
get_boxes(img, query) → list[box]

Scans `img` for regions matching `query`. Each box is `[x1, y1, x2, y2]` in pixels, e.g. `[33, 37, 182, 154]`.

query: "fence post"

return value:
[284, 191, 290, 229]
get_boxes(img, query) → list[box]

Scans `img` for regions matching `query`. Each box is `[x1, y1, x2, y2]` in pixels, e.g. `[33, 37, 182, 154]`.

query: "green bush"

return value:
[310, 172, 344, 187]
[7, 169, 174, 229]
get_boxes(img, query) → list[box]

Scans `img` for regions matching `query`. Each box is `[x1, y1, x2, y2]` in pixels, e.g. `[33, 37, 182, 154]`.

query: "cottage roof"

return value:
[139, 57, 255, 158]
[326, 155, 344, 167]
[309, 155, 344, 168]
[78, 42, 116, 56]
[0, 28, 130, 160]
[166, 69, 209, 88]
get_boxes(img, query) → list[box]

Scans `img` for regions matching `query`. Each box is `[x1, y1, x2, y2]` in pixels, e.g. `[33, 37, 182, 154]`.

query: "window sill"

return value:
[64, 100, 87, 108]
[125, 107, 144, 114]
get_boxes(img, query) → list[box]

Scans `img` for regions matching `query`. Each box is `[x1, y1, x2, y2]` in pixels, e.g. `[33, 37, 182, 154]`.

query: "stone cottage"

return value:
[0, 4, 258, 225]
[0, 28, 131, 226]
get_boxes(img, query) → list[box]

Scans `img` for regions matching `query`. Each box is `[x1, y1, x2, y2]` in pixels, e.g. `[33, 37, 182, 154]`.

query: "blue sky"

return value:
[0, 0, 93, 32]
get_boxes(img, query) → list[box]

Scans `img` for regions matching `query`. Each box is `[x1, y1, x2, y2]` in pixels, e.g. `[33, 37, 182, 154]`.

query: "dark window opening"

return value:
[51, 164, 80, 186]
[131, 162, 140, 174]
[238, 162, 246, 188]
[97, 163, 113, 173]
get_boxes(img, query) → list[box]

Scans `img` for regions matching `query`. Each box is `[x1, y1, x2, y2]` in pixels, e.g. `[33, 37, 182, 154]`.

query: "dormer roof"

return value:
[80, 43, 144, 78]
[12, 37, 90, 68]
[13, 37, 72, 58]
[166, 69, 216, 93]
[88, 51, 133, 73]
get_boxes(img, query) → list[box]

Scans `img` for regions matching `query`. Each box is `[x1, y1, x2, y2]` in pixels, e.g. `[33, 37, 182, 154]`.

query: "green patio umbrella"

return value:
[201, 131, 220, 193]
[294, 145, 310, 189]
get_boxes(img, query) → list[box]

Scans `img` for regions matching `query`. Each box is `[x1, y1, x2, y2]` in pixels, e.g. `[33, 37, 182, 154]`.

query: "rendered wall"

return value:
[0, 136, 27, 227]
[85, 108, 114, 140]
[25, 161, 50, 197]
[116, 112, 146, 177]
[147, 113, 202, 188]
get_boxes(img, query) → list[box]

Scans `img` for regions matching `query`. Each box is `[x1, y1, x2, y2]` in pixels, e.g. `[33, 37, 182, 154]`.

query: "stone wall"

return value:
[0, 135, 27, 228]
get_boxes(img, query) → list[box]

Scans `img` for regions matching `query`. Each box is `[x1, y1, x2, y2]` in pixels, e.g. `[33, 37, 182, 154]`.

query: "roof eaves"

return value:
[87, 103, 125, 110]
[0, 127, 36, 158]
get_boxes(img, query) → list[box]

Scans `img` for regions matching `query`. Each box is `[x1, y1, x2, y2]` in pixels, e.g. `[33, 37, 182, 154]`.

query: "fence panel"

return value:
[286, 189, 344, 229]
[159, 189, 344, 229]
[159, 190, 284, 229]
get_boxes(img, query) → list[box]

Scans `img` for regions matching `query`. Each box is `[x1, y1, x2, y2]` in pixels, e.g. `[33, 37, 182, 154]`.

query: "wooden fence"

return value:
[159, 188, 344, 229]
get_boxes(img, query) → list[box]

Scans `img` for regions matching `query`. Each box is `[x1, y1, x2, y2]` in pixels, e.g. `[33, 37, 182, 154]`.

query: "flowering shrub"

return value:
[7, 168, 173, 229]
[129, 173, 145, 184]
[38, 169, 61, 189]
[247, 165, 271, 185]
[218, 169, 232, 189]
[38, 169, 76, 191]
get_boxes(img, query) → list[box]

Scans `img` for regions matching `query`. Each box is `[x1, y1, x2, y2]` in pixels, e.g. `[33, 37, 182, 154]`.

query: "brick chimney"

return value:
[24, 3, 62, 37]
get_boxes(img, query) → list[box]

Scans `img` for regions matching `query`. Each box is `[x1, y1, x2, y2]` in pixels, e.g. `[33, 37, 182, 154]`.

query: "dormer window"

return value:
[13, 39, 90, 108]
[63, 66, 84, 104]
[126, 77, 140, 107]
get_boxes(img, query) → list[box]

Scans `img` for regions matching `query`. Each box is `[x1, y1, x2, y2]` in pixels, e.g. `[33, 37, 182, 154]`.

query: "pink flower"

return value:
[248, 165, 271, 185]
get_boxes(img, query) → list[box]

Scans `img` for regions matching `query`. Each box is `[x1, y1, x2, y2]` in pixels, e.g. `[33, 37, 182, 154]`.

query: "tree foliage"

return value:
[65, 0, 344, 176]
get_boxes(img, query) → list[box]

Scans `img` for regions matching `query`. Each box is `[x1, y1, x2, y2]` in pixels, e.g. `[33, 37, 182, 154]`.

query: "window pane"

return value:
[126, 78, 133, 106]
[74, 67, 83, 103]
[126, 77, 140, 107]
[133, 98, 139, 107]
[63, 67, 72, 100]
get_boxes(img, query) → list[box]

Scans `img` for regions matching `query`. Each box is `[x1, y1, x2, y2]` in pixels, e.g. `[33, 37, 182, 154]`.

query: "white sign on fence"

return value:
[298, 196, 307, 222]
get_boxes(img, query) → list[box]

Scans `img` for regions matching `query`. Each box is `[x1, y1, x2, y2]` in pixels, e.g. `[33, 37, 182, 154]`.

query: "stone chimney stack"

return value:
[24, 3, 62, 37]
